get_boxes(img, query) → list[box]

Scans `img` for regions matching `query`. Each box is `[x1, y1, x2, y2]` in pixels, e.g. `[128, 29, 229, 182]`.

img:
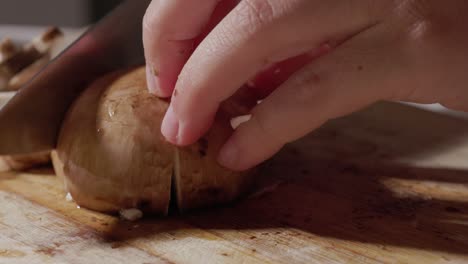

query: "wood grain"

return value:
[1, 101, 468, 263]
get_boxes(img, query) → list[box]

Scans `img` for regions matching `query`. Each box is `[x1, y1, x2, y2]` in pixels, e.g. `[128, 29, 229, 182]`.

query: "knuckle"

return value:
[243, 0, 276, 26]
[249, 113, 287, 146]
[396, 0, 458, 44]
[401, 0, 433, 20]
[142, 10, 158, 36]
[290, 71, 324, 104]
[232, 0, 277, 38]
[204, 26, 238, 53]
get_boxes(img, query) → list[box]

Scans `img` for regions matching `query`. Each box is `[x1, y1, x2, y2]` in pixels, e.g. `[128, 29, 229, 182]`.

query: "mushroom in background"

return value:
[0, 38, 17, 62]
[0, 27, 64, 172]
[0, 26, 63, 92]
[0, 38, 18, 90]
[0, 151, 51, 172]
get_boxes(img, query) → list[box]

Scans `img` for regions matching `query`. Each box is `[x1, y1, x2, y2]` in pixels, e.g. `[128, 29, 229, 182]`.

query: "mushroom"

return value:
[0, 27, 64, 171]
[7, 55, 50, 91]
[0, 43, 42, 91]
[0, 151, 51, 172]
[0, 38, 18, 62]
[0, 26, 63, 92]
[0, 92, 52, 172]
[0, 38, 19, 90]
[51, 66, 255, 215]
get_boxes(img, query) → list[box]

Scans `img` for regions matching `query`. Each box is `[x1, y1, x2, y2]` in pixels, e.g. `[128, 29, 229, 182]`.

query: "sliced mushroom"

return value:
[26, 27, 64, 54]
[0, 38, 19, 90]
[0, 38, 18, 62]
[0, 26, 63, 91]
[7, 55, 50, 91]
[0, 27, 65, 169]
[52, 66, 254, 216]
[0, 151, 51, 172]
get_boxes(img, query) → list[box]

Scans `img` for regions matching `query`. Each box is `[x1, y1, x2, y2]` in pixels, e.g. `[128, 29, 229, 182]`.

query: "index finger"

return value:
[143, 0, 236, 97]
[162, 0, 376, 145]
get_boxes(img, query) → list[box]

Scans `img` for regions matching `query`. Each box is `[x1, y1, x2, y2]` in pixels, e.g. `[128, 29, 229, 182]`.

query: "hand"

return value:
[143, 0, 468, 171]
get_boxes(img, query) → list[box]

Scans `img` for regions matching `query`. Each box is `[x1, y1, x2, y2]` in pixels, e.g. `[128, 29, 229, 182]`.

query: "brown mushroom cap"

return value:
[52, 66, 255, 215]
[53, 67, 173, 214]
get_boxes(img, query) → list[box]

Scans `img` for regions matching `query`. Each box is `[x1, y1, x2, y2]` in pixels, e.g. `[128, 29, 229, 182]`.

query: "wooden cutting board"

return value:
[1, 101, 468, 264]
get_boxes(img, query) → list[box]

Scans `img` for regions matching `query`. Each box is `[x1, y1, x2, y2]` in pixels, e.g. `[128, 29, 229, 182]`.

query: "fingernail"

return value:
[161, 105, 179, 144]
[218, 138, 240, 169]
[146, 64, 160, 94]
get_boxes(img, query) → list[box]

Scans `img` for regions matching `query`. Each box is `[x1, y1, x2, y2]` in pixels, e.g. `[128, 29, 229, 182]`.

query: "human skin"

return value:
[143, 0, 468, 171]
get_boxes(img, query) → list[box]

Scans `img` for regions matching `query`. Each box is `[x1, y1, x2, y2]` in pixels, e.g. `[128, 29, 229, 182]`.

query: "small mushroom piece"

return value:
[0, 46, 40, 92]
[0, 38, 18, 62]
[0, 92, 51, 172]
[0, 151, 51, 172]
[0, 38, 19, 90]
[52, 66, 254, 216]
[7, 55, 50, 91]
[26, 27, 64, 55]
[0, 27, 64, 91]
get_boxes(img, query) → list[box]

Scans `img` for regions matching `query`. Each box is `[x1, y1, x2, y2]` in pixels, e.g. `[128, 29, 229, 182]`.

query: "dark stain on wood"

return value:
[35, 246, 61, 257]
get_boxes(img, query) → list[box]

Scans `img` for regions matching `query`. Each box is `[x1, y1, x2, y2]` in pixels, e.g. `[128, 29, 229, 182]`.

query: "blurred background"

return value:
[0, 0, 123, 27]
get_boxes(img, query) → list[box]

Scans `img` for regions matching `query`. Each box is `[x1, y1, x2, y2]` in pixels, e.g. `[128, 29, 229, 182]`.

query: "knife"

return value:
[0, 0, 151, 155]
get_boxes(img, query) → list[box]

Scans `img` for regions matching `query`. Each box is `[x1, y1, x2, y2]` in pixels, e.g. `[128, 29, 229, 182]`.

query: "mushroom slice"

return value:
[0, 38, 18, 62]
[0, 151, 51, 172]
[0, 26, 63, 91]
[7, 55, 50, 91]
[26, 27, 64, 54]
[0, 38, 19, 90]
[0, 27, 65, 168]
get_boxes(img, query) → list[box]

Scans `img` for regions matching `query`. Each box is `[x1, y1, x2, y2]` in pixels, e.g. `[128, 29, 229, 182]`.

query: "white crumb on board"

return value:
[119, 208, 143, 221]
[230, 115, 252, 130]
[65, 192, 73, 202]
[76, 205, 80, 209]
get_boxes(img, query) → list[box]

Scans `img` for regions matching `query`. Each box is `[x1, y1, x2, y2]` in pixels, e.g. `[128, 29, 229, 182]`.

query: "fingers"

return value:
[248, 47, 330, 98]
[163, 0, 380, 145]
[218, 25, 409, 171]
[143, 0, 236, 97]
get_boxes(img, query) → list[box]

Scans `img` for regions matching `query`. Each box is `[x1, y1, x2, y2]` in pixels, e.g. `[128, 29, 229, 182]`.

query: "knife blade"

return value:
[0, 0, 151, 155]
